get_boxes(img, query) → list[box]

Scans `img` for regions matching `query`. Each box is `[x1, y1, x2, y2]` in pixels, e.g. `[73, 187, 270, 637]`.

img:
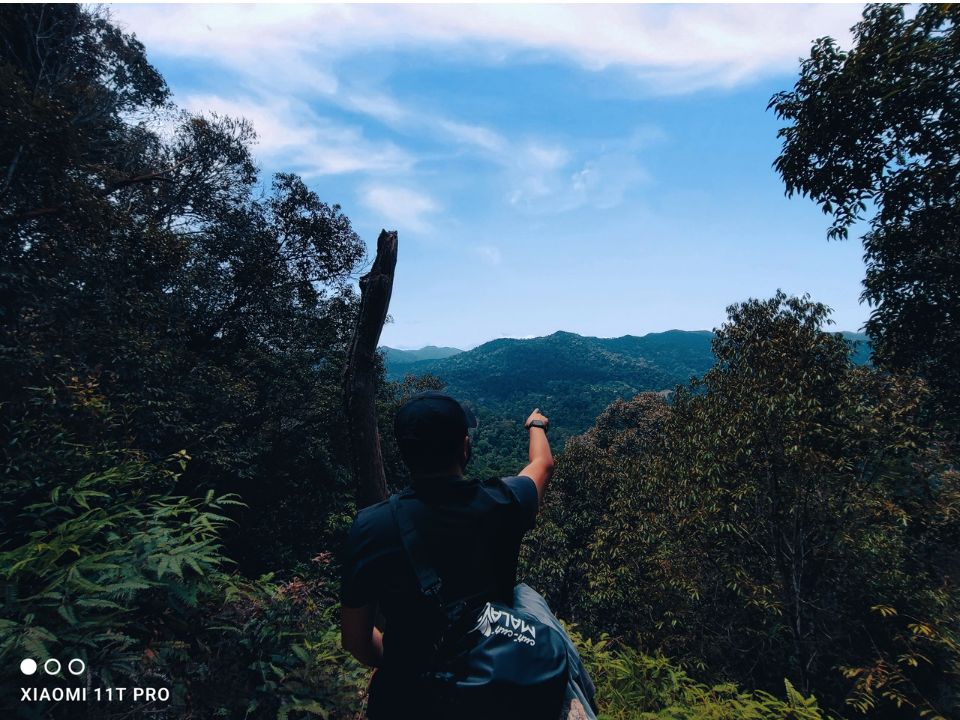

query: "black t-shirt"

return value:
[341, 474, 539, 676]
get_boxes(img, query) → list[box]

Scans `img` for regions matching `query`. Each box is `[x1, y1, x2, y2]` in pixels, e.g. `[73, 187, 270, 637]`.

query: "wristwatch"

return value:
[525, 419, 549, 433]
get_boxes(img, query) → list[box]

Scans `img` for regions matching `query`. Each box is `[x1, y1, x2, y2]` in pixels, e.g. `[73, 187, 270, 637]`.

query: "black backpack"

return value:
[388, 493, 569, 720]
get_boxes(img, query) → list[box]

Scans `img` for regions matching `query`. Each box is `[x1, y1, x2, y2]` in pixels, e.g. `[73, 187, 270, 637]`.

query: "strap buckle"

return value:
[424, 580, 443, 600]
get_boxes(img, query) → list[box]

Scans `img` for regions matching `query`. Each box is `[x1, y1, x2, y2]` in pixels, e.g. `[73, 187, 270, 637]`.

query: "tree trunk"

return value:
[343, 230, 398, 508]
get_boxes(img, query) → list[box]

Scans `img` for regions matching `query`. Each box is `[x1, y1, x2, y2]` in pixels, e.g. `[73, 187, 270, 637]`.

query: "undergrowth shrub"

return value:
[0, 447, 366, 719]
[569, 626, 830, 720]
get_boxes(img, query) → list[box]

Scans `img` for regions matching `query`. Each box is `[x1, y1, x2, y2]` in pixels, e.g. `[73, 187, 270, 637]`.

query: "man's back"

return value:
[340, 396, 556, 718]
[341, 474, 539, 676]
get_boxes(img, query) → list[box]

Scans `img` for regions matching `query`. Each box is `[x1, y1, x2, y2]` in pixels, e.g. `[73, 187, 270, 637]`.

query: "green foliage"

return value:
[525, 293, 960, 718]
[0, 468, 368, 719]
[180, 567, 368, 720]
[1, 4, 364, 572]
[770, 4, 960, 421]
[569, 627, 830, 720]
[386, 330, 716, 477]
[0, 448, 238, 711]
[0, 4, 169, 224]
[837, 456, 960, 720]
[386, 330, 871, 479]
[0, 5, 368, 716]
[382, 346, 463, 365]
[523, 393, 672, 637]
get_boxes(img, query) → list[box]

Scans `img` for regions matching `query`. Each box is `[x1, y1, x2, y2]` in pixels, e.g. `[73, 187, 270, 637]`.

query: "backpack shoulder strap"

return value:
[388, 493, 443, 601]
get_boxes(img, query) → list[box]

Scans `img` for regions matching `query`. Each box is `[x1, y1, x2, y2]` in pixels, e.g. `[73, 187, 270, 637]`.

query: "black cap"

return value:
[394, 391, 478, 444]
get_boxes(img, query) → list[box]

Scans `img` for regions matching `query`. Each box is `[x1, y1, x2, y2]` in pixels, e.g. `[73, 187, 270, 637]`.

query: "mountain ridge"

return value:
[381, 345, 463, 365]
[382, 328, 870, 380]
[380, 328, 871, 477]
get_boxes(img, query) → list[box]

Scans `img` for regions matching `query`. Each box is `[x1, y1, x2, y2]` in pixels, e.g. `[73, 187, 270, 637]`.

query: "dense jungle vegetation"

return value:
[382, 329, 873, 480]
[1, 4, 957, 720]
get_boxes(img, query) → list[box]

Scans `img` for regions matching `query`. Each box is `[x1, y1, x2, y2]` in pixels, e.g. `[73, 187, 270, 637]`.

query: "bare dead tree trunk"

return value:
[344, 230, 398, 508]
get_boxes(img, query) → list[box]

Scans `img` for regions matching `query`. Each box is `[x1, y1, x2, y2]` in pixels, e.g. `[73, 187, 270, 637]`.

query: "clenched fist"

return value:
[524, 408, 549, 433]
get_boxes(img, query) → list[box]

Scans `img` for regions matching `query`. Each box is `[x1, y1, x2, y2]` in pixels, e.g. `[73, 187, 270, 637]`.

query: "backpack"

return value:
[388, 493, 569, 720]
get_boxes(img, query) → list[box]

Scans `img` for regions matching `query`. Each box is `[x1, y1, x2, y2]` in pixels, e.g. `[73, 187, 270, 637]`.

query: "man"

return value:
[340, 390, 557, 718]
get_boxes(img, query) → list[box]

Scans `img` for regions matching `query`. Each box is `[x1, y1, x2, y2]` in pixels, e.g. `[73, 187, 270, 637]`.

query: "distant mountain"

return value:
[383, 331, 716, 476]
[384, 329, 872, 411]
[387, 329, 712, 396]
[381, 345, 463, 365]
[381, 330, 871, 477]
[841, 331, 872, 365]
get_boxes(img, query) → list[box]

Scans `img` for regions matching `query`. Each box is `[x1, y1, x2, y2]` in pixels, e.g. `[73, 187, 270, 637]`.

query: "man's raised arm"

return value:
[519, 408, 553, 506]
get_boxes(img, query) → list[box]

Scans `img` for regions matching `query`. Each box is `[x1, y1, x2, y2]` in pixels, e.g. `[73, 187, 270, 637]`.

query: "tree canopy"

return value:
[524, 292, 960, 718]
[769, 4, 960, 422]
[1, 3, 366, 572]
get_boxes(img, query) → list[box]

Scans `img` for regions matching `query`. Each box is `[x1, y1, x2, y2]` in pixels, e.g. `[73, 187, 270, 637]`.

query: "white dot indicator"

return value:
[68, 658, 85, 675]
[20, 658, 37, 675]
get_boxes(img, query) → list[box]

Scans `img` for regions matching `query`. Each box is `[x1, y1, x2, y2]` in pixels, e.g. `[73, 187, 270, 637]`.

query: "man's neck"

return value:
[411, 467, 463, 483]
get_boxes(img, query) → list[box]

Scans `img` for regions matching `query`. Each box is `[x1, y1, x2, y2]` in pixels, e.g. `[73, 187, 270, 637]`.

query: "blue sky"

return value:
[113, 3, 869, 349]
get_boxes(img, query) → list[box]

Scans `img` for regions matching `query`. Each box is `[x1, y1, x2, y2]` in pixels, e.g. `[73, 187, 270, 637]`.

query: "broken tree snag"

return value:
[344, 229, 398, 508]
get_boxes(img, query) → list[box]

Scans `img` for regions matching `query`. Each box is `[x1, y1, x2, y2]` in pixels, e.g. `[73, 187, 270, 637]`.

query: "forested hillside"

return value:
[385, 331, 870, 390]
[384, 329, 871, 477]
[385, 330, 714, 392]
[381, 345, 463, 366]
[390, 330, 714, 477]
[1, 5, 957, 720]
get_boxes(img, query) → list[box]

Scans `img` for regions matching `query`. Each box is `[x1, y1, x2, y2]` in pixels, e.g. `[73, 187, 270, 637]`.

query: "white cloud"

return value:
[174, 91, 652, 218]
[361, 185, 439, 233]
[473, 245, 503, 266]
[113, 4, 861, 94]
[109, 4, 862, 223]
[338, 96, 508, 156]
[114, 5, 339, 94]
[437, 120, 507, 154]
[342, 93, 411, 125]
[507, 134, 651, 214]
[507, 141, 570, 205]
[181, 93, 413, 177]
[112, 5, 511, 178]
[525, 144, 570, 171]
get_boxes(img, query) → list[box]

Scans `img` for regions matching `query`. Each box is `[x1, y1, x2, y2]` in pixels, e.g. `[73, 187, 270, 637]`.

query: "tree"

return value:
[0, 6, 377, 714]
[643, 293, 956, 716]
[769, 4, 960, 422]
[344, 230, 398, 509]
[521, 392, 671, 640]
[0, 4, 170, 225]
[1, 3, 366, 572]
[526, 293, 959, 717]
